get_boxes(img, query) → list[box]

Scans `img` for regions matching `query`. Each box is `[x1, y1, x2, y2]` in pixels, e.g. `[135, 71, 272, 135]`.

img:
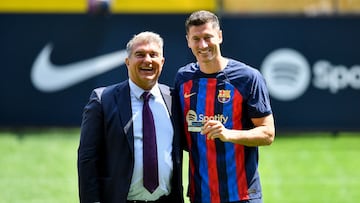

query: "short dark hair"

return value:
[185, 10, 220, 33]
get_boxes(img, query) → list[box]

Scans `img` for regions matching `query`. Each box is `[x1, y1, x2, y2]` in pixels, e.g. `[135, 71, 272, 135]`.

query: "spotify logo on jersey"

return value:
[261, 48, 311, 101]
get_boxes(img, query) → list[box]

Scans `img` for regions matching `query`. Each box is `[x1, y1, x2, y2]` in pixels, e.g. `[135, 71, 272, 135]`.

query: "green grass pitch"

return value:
[0, 129, 359, 203]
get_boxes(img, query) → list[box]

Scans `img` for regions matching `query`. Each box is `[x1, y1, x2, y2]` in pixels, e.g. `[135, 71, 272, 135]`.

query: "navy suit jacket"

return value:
[77, 80, 184, 203]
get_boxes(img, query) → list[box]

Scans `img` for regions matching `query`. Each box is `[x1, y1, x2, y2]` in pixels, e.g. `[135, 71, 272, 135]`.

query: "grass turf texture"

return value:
[0, 129, 359, 203]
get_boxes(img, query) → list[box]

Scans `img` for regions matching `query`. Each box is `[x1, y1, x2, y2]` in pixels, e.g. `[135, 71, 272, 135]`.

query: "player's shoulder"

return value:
[177, 62, 198, 73]
[227, 59, 262, 78]
[227, 58, 260, 75]
[225, 58, 265, 85]
[175, 62, 198, 83]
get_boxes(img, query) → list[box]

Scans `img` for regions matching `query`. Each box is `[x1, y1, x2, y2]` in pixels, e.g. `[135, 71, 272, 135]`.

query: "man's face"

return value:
[186, 22, 223, 64]
[125, 41, 164, 90]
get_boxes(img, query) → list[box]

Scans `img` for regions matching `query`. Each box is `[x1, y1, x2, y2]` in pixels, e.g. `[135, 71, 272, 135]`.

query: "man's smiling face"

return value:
[125, 41, 164, 90]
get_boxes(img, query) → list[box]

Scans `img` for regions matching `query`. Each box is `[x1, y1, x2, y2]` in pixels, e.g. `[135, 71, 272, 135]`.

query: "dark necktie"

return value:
[142, 91, 159, 193]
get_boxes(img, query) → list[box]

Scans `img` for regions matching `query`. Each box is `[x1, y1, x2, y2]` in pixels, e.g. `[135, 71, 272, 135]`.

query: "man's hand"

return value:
[201, 120, 229, 142]
[200, 114, 275, 146]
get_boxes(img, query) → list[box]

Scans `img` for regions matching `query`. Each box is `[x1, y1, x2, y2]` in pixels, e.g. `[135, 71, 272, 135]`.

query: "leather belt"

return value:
[127, 195, 168, 203]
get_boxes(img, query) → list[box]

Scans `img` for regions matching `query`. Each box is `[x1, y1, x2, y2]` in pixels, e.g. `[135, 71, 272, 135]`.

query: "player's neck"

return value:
[199, 57, 228, 74]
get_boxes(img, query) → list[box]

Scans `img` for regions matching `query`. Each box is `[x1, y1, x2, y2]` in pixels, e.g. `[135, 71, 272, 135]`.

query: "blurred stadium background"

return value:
[1, 0, 359, 202]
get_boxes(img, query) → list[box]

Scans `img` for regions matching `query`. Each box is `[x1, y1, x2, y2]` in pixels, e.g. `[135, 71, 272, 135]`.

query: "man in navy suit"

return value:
[77, 31, 184, 203]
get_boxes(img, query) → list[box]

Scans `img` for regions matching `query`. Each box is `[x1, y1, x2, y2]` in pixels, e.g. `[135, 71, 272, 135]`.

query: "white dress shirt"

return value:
[127, 79, 174, 201]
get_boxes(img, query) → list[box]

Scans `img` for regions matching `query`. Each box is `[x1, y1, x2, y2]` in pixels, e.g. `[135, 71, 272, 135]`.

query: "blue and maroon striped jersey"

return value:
[174, 59, 272, 203]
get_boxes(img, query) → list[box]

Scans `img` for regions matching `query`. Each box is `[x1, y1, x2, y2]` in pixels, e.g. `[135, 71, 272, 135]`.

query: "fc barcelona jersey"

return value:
[174, 59, 272, 203]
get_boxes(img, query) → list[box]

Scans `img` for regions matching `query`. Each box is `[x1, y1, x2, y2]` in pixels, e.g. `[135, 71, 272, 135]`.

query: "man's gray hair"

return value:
[126, 31, 164, 56]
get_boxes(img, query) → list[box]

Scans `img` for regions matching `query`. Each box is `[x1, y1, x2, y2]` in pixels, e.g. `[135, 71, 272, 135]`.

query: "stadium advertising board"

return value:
[0, 14, 359, 131]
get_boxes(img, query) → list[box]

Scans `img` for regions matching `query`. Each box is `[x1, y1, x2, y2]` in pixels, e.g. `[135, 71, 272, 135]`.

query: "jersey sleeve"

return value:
[247, 69, 273, 118]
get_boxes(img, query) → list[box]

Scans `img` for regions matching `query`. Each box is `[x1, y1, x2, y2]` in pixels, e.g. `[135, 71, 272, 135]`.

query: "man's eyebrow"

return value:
[133, 50, 161, 56]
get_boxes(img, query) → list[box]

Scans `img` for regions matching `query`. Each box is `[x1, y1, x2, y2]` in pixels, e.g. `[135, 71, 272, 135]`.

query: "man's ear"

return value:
[125, 58, 129, 68]
[186, 35, 191, 48]
[218, 30, 223, 44]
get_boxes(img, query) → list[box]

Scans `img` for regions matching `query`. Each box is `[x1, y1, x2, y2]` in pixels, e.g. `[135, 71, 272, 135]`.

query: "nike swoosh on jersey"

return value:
[31, 43, 127, 92]
[184, 92, 197, 98]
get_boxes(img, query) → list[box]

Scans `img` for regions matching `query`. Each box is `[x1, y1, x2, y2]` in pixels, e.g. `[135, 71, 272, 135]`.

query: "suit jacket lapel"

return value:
[159, 84, 172, 116]
[114, 80, 134, 153]
[114, 82, 171, 154]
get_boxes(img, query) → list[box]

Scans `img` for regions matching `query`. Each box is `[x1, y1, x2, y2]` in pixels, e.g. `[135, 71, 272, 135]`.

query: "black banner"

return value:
[1, 14, 359, 131]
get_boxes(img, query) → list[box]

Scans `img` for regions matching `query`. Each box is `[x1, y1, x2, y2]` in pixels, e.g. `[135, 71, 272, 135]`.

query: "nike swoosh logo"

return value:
[31, 43, 127, 92]
[184, 92, 196, 98]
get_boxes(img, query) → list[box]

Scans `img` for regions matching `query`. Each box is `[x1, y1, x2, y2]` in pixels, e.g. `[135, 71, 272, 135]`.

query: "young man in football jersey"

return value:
[173, 10, 275, 203]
